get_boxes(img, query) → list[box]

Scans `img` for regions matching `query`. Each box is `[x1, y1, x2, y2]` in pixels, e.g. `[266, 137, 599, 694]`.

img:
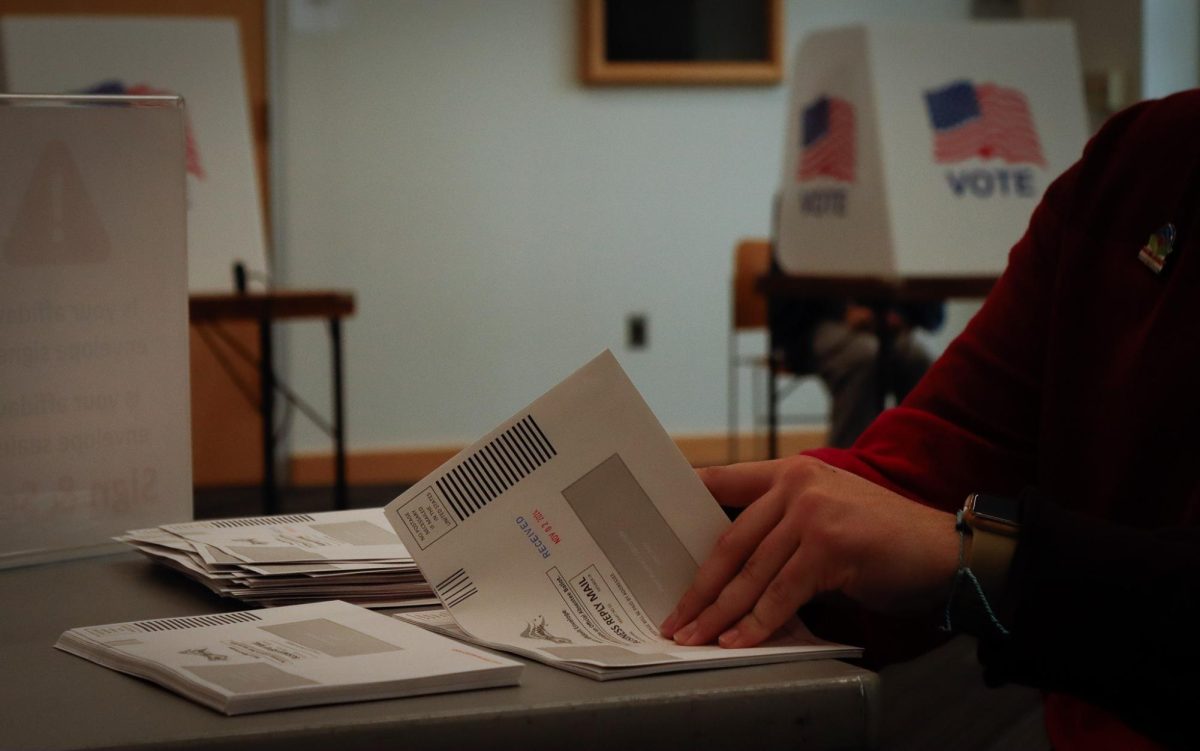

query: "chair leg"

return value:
[727, 333, 739, 464]
[767, 356, 779, 460]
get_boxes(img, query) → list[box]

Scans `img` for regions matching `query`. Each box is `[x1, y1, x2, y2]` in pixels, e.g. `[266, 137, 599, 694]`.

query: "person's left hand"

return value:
[659, 456, 959, 648]
[885, 310, 909, 332]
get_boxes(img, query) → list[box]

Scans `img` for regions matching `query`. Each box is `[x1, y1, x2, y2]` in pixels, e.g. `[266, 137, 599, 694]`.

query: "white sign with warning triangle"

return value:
[4, 139, 112, 266]
[0, 95, 193, 567]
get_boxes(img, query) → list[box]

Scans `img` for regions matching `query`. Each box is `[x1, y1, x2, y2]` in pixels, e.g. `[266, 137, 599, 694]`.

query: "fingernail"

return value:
[718, 628, 740, 648]
[673, 621, 697, 645]
[659, 608, 679, 636]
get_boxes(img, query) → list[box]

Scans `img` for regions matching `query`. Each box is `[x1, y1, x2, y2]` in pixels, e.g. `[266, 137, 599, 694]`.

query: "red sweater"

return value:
[807, 91, 1200, 749]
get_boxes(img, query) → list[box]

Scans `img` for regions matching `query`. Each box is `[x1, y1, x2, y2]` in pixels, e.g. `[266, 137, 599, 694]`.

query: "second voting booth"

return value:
[777, 22, 1088, 277]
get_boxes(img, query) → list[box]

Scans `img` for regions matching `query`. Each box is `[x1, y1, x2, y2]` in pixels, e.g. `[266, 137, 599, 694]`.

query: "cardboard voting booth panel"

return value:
[0, 96, 193, 567]
[778, 22, 1087, 277]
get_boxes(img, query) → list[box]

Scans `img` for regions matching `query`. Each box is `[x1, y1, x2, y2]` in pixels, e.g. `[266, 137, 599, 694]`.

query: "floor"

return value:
[194, 483, 1048, 750]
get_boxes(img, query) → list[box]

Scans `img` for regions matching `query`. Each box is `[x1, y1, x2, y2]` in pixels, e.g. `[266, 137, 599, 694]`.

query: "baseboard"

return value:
[291, 445, 461, 487]
[288, 428, 829, 487]
[678, 429, 828, 467]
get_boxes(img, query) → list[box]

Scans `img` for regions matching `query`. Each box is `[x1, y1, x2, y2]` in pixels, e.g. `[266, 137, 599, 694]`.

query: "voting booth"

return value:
[776, 22, 1088, 277]
[0, 95, 193, 567]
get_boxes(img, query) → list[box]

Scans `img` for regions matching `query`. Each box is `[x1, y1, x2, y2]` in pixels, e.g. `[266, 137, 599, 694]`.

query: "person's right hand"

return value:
[660, 456, 959, 649]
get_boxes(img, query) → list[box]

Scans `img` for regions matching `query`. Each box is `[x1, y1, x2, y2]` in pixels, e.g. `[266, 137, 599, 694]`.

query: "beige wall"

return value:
[272, 0, 981, 461]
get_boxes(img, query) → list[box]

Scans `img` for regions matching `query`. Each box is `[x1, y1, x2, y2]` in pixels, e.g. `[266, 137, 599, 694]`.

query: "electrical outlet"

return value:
[627, 313, 648, 349]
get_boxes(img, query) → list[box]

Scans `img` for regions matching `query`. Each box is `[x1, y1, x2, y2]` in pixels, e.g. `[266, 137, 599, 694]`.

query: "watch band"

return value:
[962, 493, 1020, 607]
[965, 522, 1018, 606]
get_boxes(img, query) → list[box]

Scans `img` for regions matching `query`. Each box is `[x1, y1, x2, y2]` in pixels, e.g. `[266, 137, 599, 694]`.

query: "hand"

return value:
[660, 456, 959, 648]
[844, 305, 876, 330]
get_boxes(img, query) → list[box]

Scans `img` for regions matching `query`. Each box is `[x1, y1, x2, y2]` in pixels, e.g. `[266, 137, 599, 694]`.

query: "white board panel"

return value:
[1, 16, 269, 292]
[0, 96, 193, 567]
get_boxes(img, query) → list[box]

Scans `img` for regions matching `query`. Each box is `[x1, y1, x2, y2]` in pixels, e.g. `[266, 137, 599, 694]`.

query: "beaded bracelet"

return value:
[941, 510, 1010, 638]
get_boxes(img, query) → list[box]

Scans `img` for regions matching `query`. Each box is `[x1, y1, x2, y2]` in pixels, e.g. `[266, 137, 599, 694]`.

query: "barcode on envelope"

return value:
[435, 415, 556, 522]
[436, 568, 478, 608]
[128, 611, 263, 632]
[208, 514, 315, 529]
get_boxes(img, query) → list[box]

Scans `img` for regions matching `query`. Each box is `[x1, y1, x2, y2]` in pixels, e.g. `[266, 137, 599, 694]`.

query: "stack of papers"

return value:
[119, 509, 438, 609]
[56, 600, 522, 715]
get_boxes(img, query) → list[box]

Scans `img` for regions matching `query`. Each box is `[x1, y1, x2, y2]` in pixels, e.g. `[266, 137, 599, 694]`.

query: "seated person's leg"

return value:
[889, 330, 934, 401]
[812, 320, 880, 448]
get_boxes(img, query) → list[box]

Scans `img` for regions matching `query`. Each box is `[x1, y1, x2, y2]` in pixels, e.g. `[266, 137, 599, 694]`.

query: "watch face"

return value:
[972, 493, 1021, 525]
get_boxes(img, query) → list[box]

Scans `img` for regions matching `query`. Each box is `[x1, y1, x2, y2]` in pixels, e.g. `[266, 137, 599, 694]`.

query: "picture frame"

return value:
[579, 0, 783, 86]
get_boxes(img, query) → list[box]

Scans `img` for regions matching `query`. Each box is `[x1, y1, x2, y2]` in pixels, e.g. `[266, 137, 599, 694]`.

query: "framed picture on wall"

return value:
[579, 0, 783, 85]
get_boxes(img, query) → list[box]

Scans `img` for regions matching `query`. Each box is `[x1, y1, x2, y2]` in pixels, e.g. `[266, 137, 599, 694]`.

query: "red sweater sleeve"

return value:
[806, 159, 1077, 511]
[792, 117, 1080, 665]
[796, 97, 1200, 748]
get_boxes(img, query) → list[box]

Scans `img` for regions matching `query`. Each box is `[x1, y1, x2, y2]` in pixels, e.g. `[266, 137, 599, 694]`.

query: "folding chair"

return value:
[727, 238, 816, 462]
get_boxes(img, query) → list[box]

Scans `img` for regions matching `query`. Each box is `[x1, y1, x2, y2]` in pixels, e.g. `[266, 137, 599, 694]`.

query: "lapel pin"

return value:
[1138, 223, 1177, 274]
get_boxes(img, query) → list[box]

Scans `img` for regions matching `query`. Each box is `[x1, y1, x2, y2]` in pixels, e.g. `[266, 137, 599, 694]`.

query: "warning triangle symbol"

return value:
[3, 140, 111, 266]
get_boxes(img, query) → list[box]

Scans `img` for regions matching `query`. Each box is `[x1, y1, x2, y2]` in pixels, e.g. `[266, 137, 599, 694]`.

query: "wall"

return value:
[1142, 0, 1199, 98]
[1021, 0, 1199, 132]
[1026, 0, 1143, 100]
[271, 0, 981, 464]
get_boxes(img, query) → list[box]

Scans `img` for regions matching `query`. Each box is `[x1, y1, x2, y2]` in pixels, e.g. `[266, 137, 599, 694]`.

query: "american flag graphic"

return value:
[82, 80, 206, 180]
[924, 80, 1045, 166]
[797, 96, 855, 183]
